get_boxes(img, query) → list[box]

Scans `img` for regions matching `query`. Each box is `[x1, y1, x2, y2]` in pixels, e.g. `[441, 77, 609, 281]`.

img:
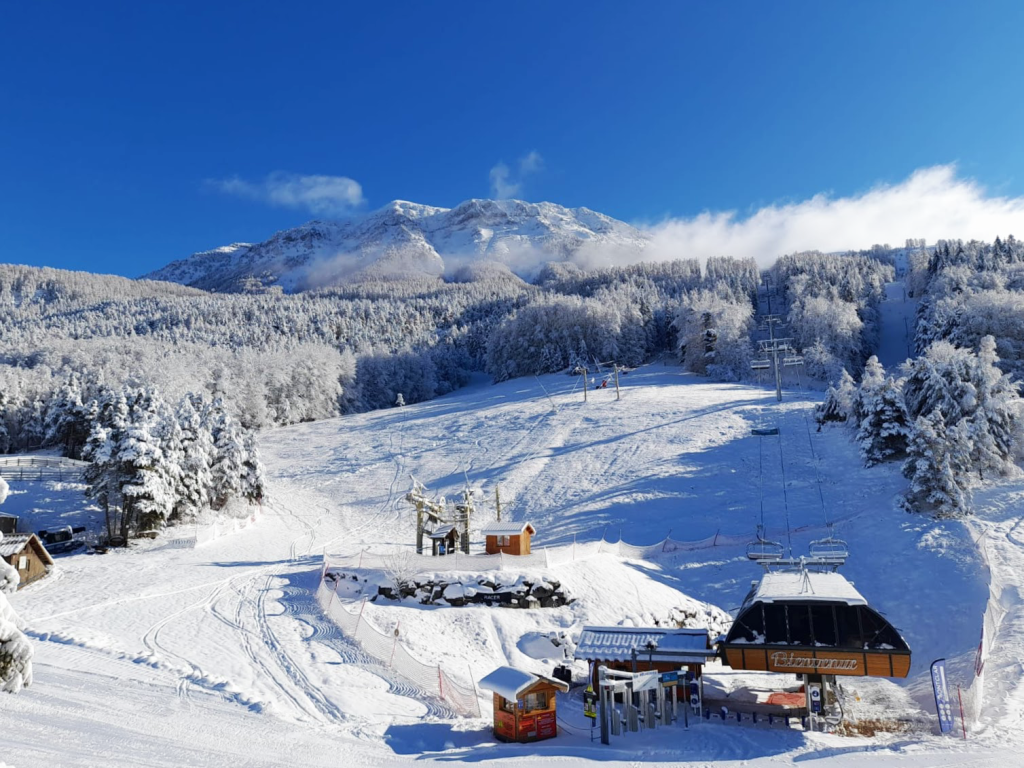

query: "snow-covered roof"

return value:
[481, 521, 535, 536]
[575, 626, 713, 664]
[753, 570, 867, 606]
[477, 666, 569, 701]
[426, 525, 458, 539]
[0, 532, 52, 563]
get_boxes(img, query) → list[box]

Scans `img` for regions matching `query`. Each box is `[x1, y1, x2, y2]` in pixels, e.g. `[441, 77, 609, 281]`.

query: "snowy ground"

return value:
[0, 360, 1019, 765]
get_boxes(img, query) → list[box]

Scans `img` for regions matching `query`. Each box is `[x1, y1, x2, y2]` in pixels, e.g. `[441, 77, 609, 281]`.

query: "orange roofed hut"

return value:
[478, 666, 569, 743]
[482, 521, 536, 556]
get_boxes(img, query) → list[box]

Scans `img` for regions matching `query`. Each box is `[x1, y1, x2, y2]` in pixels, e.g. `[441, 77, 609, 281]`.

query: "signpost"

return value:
[931, 659, 955, 734]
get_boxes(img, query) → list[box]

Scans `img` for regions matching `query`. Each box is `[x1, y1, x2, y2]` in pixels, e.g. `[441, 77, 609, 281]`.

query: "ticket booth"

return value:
[478, 666, 569, 743]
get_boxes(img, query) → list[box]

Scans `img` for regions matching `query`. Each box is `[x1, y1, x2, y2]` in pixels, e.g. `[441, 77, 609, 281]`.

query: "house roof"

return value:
[426, 525, 458, 539]
[752, 570, 867, 606]
[481, 521, 536, 536]
[0, 532, 54, 565]
[478, 666, 569, 701]
[575, 625, 713, 664]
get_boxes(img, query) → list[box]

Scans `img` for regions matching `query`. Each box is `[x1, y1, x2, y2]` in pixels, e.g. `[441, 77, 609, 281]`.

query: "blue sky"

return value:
[3, 2, 1024, 277]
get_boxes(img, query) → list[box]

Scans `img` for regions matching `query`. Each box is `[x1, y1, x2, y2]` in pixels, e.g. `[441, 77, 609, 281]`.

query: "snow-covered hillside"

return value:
[2, 367, 1019, 766]
[142, 199, 649, 292]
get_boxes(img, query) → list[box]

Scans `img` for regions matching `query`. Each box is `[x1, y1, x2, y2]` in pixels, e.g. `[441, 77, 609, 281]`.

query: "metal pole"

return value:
[583, 368, 588, 403]
[599, 666, 610, 745]
[614, 364, 621, 401]
[770, 319, 782, 402]
[957, 684, 967, 739]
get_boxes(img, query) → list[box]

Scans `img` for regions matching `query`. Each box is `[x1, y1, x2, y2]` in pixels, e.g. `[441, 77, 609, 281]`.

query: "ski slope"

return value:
[0, 366, 1018, 766]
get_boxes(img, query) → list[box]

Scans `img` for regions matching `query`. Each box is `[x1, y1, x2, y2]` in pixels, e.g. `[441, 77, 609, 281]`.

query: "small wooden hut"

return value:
[0, 533, 54, 589]
[482, 521, 536, 556]
[425, 524, 460, 556]
[478, 666, 569, 743]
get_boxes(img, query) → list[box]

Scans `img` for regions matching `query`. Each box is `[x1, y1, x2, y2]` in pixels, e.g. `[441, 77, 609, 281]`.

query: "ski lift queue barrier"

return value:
[315, 580, 481, 718]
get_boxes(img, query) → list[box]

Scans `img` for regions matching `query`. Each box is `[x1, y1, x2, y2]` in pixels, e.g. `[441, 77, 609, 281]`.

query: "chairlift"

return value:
[751, 427, 779, 436]
[746, 527, 785, 564]
[808, 529, 850, 568]
[751, 359, 771, 371]
[782, 355, 804, 367]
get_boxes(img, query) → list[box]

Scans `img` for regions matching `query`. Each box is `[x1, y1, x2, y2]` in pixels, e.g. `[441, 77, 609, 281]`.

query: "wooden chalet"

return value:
[478, 666, 569, 743]
[575, 626, 715, 687]
[425, 524, 460, 556]
[719, 570, 911, 678]
[481, 521, 535, 556]
[0, 533, 54, 589]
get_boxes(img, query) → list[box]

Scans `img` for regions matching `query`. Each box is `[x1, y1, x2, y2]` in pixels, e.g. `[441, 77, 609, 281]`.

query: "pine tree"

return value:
[902, 409, 971, 517]
[239, 431, 265, 505]
[207, 400, 244, 510]
[857, 376, 910, 466]
[172, 395, 213, 521]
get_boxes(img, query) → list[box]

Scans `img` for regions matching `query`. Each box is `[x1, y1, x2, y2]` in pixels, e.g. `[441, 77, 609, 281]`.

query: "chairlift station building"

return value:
[719, 569, 911, 678]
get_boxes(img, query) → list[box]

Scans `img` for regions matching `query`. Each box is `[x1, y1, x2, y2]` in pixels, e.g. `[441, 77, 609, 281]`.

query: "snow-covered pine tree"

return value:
[82, 390, 131, 540]
[239, 431, 265, 505]
[902, 408, 971, 517]
[171, 394, 213, 522]
[0, 478, 32, 693]
[966, 335, 1023, 478]
[0, 390, 10, 454]
[118, 391, 174, 535]
[207, 399, 245, 510]
[852, 355, 885, 426]
[857, 375, 910, 466]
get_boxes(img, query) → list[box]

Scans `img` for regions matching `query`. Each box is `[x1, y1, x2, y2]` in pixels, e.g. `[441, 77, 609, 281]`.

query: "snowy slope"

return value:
[142, 199, 650, 292]
[1, 367, 1019, 766]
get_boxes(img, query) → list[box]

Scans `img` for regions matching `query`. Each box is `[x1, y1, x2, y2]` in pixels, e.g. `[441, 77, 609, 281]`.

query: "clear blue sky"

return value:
[2, 1, 1023, 277]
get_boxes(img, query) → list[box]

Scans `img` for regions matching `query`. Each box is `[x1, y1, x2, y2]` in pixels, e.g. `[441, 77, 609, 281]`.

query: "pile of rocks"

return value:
[328, 570, 572, 608]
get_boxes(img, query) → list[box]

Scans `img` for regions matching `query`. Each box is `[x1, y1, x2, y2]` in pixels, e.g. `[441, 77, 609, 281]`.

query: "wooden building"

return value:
[481, 521, 536, 556]
[478, 666, 569, 743]
[575, 626, 715, 687]
[0, 513, 18, 536]
[719, 569, 911, 678]
[425, 524, 460, 556]
[0, 533, 54, 589]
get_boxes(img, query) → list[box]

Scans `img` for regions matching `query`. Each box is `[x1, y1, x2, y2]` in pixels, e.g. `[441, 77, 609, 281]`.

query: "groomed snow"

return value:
[0, 365, 1019, 766]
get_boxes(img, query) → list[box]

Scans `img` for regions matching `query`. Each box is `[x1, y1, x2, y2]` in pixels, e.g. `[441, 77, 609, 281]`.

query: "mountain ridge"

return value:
[142, 198, 650, 293]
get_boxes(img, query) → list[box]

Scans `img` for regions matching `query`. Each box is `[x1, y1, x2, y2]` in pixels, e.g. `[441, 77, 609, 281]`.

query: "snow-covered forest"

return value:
[815, 237, 1024, 517]
[3, 238, 1023, 530]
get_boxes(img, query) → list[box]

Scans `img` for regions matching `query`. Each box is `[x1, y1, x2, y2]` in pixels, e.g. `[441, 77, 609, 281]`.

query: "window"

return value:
[524, 691, 548, 712]
[500, 696, 516, 713]
[18, 556, 28, 571]
[497, 535, 511, 546]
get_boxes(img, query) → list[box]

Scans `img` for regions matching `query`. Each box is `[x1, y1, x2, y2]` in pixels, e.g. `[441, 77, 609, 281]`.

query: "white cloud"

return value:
[640, 165, 1024, 267]
[489, 151, 544, 199]
[211, 172, 365, 217]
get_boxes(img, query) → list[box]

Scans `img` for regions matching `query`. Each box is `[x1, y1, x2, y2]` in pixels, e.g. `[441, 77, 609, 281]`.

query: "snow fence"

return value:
[315, 579, 481, 718]
[959, 529, 1002, 729]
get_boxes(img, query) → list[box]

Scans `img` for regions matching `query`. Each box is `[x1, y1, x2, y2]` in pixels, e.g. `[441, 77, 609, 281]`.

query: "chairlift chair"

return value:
[808, 531, 850, 568]
[746, 527, 785, 564]
[782, 355, 804, 367]
[751, 359, 771, 370]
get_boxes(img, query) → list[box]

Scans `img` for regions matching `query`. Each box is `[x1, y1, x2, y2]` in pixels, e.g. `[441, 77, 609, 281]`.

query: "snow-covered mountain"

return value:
[143, 199, 650, 293]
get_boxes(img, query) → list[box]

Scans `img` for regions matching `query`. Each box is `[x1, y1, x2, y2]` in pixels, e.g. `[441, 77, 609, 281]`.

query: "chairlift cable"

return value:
[802, 410, 830, 530]
[758, 431, 766, 533]
[776, 427, 794, 557]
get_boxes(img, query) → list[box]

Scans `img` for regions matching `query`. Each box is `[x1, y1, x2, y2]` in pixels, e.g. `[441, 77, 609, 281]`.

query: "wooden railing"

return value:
[0, 456, 91, 481]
